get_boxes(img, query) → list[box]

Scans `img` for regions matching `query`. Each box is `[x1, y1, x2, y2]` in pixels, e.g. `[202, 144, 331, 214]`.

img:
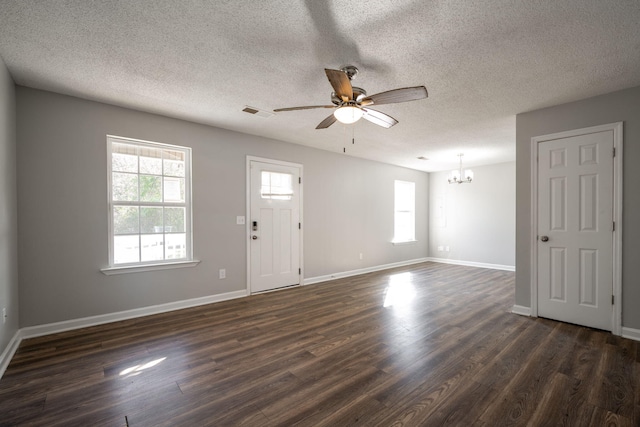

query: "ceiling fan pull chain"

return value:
[352, 124, 355, 145]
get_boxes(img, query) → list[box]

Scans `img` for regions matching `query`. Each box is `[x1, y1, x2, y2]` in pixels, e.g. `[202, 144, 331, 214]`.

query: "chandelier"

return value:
[448, 153, 474, 184]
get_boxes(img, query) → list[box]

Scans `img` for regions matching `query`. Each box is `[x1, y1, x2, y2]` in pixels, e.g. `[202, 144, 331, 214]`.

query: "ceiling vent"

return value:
[242, 106, 274, 118]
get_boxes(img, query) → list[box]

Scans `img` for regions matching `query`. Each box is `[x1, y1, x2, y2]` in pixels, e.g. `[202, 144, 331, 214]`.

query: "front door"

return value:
[536, 127, 614, 330]
[248, 159, 301, 293]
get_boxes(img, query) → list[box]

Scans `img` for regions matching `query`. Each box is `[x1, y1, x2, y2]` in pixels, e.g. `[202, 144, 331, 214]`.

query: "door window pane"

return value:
[261, 171, 293, 200]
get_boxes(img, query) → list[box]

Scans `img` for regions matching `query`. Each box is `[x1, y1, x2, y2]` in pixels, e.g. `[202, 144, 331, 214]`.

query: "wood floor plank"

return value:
[1, 262, 639, 426]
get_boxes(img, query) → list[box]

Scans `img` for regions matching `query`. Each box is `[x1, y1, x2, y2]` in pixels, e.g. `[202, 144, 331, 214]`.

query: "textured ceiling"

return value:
[1, 1, 639, 171]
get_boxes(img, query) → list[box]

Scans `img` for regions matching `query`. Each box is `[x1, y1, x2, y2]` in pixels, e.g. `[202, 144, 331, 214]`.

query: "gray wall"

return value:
[0, 56, 18, 352]
[516, 85, 640, 329]
[429, 161, 515, 267]
[16, 87, 428, 327]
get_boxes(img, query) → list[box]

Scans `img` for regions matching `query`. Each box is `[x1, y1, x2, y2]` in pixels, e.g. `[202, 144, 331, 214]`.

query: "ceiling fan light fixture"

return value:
[333, 105, 363, 124]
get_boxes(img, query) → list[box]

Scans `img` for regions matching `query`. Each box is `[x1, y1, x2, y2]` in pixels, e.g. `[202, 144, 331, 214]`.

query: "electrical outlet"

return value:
[438, 246, 444, 251]
[359, 253, 363, 260]
[445, 246, 450, 252]
[219, 269, 226, 279]
[236, 216, 245, 225]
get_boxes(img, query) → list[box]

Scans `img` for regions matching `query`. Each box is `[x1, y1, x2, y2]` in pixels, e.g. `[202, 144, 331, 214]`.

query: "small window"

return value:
[393, 180, 416, 243]
[261, 171, 294, 200]
[107, 136, 192, 266]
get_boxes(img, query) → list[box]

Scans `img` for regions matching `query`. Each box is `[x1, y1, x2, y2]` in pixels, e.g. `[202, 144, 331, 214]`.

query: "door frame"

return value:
[529, 122, 623, 335]
[246, 156, 304, 295]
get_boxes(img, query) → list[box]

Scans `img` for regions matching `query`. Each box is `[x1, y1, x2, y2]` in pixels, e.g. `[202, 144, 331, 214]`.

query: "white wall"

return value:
[429, 162, 515, 268]
[0, 56, 18, 352]
[16, 87, 428, 327]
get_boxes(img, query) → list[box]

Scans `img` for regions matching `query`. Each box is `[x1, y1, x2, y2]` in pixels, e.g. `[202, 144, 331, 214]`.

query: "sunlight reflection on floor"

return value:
[119, 357, 167, 378]
[383, 272, 417, 309]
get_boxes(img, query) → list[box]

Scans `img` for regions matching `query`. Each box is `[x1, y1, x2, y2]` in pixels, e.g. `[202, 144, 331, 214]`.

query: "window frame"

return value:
[392, 180, 416, 244]
[102, 135, 197, 274]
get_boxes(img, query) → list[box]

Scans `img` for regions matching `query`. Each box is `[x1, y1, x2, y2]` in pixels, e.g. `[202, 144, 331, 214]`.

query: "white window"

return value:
[107, 136, 192, 267]
[393, 180, 416, 243]
[261, 171, 294, 200]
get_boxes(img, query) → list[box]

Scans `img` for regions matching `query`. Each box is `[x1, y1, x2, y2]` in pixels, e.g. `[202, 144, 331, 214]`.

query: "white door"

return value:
[249, 159, 301, 293]
[537, 129, 614, 330]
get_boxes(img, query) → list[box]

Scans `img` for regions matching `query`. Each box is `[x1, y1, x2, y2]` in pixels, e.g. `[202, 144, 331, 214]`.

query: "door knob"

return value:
[540, 236, 549, 242]
[252, 235, 258, 240]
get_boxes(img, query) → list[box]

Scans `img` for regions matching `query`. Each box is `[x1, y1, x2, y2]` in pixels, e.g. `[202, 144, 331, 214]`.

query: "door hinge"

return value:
[613, 221, 615, 232]
[299, 268, 301, 275]
[613, 147, 616, 157]
[299, 177, 301, 184]
[299, 222, 301, 229]
[612, 295, 614, 305]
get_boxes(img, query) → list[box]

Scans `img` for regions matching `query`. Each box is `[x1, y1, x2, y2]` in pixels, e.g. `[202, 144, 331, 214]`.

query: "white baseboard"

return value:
[622, 327, 640, 342]
[20, 290, 247, 340]
[303, 257, 430, 285]
[427, 257, 515, 272]
[511, 305, 532, 316]
[0, 330, 22, 379]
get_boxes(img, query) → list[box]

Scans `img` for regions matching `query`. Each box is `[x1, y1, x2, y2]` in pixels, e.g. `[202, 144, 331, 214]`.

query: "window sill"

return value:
[101, 260, 200, 275]
[391, 240, 417, 246]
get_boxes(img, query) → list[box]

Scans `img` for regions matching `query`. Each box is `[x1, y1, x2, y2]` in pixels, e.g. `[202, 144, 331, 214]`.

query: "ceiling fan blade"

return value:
[360, 86, 428, 106]
[274, 105, 335, 112]
[316, 113, 337, 129]
[325, 68, 353, 102]
[361, 108, 398, 128]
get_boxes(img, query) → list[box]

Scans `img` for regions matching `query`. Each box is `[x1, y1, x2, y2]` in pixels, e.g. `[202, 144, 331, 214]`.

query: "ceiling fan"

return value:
[274, 65, 428, 129]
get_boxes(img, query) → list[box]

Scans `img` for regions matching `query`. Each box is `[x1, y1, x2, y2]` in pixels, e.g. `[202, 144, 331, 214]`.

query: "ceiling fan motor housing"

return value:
[341, 65, 359, 80]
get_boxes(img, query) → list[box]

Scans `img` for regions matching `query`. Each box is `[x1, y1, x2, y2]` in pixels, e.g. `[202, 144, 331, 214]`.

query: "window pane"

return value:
[163, 150, 185, 177]
[140, 155, 162, 175]
[114, 235, 140, 264]
[112, 152, 138, 173]
[139, 175, 162, 202]
[164, 207, 185, 233]
[165, 233, 186, 259]
[164, 177, 185, 202]
[141, 234, 164, 262]
[394, 180, 415, 242]
[261, 171, 293, 200]
[113, 206, 139, 235]
[112, 172, 139, 201]
[395, 212, 414, 241]
[140, 207, 163, 234]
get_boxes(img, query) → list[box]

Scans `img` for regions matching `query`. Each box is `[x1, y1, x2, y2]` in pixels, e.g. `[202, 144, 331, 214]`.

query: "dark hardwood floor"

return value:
[1, 262, 638, 426]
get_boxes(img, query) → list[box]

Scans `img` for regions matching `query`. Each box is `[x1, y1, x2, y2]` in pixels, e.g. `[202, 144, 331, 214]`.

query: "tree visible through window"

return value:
[394, 180, 415, 243]
[108, 136, 192, 266]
